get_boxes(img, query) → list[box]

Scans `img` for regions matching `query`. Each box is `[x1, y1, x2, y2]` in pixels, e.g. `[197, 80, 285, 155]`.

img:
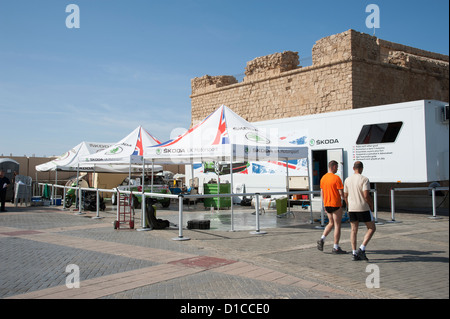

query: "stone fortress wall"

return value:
[190, 29, 449, 125]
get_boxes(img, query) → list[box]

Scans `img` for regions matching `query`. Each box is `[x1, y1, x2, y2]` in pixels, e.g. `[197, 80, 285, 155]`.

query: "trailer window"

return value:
[356, 122, 403, 144]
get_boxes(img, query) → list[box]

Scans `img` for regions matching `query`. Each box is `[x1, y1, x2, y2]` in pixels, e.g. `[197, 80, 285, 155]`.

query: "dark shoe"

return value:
[317, 239, 324, 251]
[353, 249, 369, 261]
[352, 253, 362, 261]
[332, 247, 347, 254]
[358, 249, 369, 261]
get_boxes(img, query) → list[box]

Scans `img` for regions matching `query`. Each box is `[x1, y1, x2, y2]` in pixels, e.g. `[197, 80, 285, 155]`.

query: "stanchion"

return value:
[172, 195, 190, 241]
[92, 188, 103, 219]
[137, 192, 152, 231]
[386, 188, 400, 223]
[314, 197, 325, 229]
[428, 188, 443, 220]
[315, 205, 326, 229]
[76, 187, 85, 215]
[373, 189, 384, 225]
[250, 193, 267, 235]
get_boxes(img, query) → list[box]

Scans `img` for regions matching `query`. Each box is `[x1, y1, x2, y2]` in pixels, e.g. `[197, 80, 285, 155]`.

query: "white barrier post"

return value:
[428, 187, 443, 220]
[250, 193, 267, 235]
[387, 188, 399, 223]
[137, 192, 151, 231]
[92, 188, 103, 219]
[76, 184, 85, 215]
[373, 188, 383, 225]
[173, 195, 190, 241]
[315, 197, 325, 229]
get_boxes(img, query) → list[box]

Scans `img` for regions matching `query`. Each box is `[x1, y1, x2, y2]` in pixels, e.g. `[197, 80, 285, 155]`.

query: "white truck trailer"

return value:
[187, 100, 449, 197]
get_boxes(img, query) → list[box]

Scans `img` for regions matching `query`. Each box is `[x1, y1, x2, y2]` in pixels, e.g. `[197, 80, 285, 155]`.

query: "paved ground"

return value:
[0, 199, 448, 304]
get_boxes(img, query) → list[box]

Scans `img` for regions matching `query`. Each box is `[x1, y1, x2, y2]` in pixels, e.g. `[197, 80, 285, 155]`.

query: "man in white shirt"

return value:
[344, 161, 375, 261]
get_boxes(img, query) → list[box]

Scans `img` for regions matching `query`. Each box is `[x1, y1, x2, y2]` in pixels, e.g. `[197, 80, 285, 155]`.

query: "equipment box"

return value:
[187, 219, 211, 230]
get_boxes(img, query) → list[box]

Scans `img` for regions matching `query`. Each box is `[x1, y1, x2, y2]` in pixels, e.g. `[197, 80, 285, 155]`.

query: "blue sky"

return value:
[0, 0, 448, 157]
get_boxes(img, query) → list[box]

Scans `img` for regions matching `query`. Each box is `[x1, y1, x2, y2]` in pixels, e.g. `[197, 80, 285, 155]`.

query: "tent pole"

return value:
[286, 159, 291, 216]
[92, 165, 103, 219]
[307, 157, 314, 224]
[35, 172, 37, 197]
[128, 162, 131, 186]
[77, 163, 84, 215]
[53, 169, 58, 206]
[151, 160, 154, 193]
[230, 155, 235, 232]
[190, 162, 195, 209]
[191, 163, 194, 189]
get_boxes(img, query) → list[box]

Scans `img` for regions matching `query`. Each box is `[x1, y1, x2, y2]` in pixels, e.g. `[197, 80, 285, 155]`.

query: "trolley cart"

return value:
[114, 190, 135, 230]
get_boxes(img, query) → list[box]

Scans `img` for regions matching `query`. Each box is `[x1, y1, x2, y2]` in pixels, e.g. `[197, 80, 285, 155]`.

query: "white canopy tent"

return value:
[144, 105, 308, 163]
[144, 105, 310, 234]
[80, 126, 164, 224]
[36, 141, 113, 173]
[80, 125, 163, 173]
[36, 142, 116, 202]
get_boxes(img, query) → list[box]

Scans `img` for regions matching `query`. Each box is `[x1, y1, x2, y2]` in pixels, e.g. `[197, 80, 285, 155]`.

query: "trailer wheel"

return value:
[130, 221, 134, 229]
[113, 220, 119, 229]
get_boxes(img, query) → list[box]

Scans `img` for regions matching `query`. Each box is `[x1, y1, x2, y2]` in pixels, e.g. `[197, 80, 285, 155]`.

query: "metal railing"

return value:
[390, 186, 449, 221]
[36, 183, 327, 240]
[33, 183, 449, 242]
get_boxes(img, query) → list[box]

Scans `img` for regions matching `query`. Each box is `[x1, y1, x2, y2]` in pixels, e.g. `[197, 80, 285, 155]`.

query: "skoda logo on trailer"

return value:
[245, 132, 270, 144]
[309, 138, 339, 146]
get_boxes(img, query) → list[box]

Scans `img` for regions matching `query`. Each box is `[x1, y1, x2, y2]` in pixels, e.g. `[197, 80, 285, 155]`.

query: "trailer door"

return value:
[312, 148, 344, 191]
[327, 148, 344, 181]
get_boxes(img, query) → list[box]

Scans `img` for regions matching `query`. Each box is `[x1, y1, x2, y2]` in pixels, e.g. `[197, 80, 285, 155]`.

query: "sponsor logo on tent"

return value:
[245, 132, 270, 144]
[107, 146, 123, 155]
[53, 151, 71, 162]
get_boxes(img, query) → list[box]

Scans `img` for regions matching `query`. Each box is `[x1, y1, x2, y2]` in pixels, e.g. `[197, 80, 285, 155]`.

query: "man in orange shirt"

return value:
[317, 160, 347, 254]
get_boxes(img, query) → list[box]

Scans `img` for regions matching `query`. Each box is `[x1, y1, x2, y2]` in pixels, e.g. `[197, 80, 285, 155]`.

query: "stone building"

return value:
[190, 29, 449, 125]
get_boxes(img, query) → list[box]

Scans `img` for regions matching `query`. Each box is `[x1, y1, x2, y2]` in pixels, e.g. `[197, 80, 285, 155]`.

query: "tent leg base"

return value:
[250, 230, 267, 235]
[172, 236, 190, 241]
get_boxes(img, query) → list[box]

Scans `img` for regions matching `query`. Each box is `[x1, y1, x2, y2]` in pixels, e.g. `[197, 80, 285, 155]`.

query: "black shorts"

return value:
[325, 206, 341, 214]
[349, 211, 374, 223]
